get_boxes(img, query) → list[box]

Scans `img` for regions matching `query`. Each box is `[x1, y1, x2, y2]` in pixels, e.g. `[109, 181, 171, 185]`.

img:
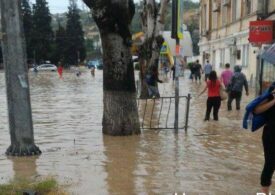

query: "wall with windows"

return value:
[198, 0, 275, 83]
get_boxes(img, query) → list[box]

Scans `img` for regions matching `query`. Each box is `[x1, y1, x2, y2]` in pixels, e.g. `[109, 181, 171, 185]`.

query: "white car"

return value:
[30, 64, 57, 72]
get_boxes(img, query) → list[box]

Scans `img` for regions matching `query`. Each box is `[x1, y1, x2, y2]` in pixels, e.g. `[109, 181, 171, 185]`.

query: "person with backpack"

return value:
[254, 83, 275, 194]
[194, 60, 203, 83]
[227, 65, 249, 111]
[199, 71, 223, 121]
[203, 60, 212, 81]
[220, 63, 233, 88]
[146, 65, 163, 98]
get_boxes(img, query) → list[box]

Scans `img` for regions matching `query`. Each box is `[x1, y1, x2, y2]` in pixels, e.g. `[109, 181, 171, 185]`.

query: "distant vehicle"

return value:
[86, 59, 103, 70]
[29, 64, 57, 72]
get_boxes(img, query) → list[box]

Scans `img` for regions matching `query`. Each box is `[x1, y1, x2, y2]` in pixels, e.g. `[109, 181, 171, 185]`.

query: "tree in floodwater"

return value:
[138, 0, 169, 98]
[1, 0, 41, 156]
[83, 0, 140, 135]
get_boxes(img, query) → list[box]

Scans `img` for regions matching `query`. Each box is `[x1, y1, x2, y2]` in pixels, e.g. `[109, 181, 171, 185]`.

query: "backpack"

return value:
[242, 90, 271, 132]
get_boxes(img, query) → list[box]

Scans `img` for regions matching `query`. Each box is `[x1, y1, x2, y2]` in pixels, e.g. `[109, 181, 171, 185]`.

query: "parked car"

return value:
[86, 59, 103, 70]
[30, 64, 57, 72]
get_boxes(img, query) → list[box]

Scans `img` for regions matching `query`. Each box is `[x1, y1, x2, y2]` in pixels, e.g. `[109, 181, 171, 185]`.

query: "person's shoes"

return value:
[236, 107, 240, 110]
[204, 118, 209, 121]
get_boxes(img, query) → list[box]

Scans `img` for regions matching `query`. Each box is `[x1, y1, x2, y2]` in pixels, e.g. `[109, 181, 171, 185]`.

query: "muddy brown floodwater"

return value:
[0, 69, 272, 194]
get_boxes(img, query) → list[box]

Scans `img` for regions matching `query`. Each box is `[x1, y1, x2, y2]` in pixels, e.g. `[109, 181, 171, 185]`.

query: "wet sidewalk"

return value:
[0, 70, 271, 195]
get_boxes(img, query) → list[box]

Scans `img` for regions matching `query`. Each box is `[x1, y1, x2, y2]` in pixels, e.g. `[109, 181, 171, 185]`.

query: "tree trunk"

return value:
[0, 0, 41, 155]
[139, 0, 169, 98]
[83, 0, 140, 135]
[101, 34, 140, 135]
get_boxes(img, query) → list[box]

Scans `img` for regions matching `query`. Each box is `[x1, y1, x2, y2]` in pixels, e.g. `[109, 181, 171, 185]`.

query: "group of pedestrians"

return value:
[199, 62, 249, 121]
[198, 61, 275, 194]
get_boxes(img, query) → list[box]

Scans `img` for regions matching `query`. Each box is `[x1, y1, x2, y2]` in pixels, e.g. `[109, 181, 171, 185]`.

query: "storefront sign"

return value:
[249, 20, 274, 45]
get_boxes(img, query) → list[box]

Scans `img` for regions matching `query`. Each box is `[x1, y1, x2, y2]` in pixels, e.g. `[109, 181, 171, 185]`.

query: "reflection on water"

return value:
[9, 156, 38, 182]
[0, 70, 271, 194]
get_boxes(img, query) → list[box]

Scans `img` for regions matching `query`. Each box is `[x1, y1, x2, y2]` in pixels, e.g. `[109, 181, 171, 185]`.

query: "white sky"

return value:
[29, 0, 199, 14]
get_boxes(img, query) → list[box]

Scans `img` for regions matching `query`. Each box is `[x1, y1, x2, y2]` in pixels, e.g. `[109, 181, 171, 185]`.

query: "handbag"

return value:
[219, 85, 227, 101]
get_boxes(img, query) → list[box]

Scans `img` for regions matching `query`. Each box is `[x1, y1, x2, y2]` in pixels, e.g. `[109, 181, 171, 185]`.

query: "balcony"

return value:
[212, 2, 221, 12]
[201, 29, 209, 37]
[222, 0, 231, 7]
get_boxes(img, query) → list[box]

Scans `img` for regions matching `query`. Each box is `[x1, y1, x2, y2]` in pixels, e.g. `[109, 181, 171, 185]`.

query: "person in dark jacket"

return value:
[227, 65, 249, 110]
[146, 66, 163, 98]
[254, 82, 275, 194]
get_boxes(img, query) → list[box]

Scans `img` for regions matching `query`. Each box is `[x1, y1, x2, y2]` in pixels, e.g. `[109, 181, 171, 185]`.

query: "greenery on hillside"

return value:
[0, 0, 199, 67]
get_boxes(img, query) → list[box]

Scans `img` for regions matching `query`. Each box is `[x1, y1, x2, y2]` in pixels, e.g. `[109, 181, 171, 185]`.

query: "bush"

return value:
[0, 178, 67, 195]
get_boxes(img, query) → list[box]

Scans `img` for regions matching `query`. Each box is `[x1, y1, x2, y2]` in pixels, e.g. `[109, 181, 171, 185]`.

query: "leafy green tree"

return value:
[54, 23, 67, 64]
[21, 0, 34, 62]
[187, 19, 200, 55]
[64, 0, 86, 65]
[32, 0, 54, 63]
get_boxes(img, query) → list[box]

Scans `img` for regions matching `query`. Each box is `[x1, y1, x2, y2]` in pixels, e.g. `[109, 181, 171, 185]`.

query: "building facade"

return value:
[199, 0, 275, 82]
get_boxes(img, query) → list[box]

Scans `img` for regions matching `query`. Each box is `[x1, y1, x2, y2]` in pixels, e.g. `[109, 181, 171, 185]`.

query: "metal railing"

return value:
[137, 94, 191, 131]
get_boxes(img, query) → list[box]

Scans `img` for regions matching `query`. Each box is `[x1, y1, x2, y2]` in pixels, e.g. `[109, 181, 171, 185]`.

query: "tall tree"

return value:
[83, 0, 140, 136]
[65, 0, 86, 65]
[55, 22, 67, 64]
[1, 0, 41, 156]
[138, 0, 169, 98]
[21, 0, 34, 62]
[32, 0, 53, 63]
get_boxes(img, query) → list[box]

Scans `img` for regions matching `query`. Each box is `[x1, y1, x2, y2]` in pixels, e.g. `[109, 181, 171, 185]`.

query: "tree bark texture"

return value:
[83, 0, 140, 135]
[1, 0, 41, 156]
[139, 0, 169, 98]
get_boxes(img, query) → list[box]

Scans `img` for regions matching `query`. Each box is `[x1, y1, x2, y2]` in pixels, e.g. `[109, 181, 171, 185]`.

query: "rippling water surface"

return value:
[0, 69, 271, 194]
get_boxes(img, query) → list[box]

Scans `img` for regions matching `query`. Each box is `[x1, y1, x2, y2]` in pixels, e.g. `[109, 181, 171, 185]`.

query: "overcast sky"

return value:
[29, 0, 199, 14]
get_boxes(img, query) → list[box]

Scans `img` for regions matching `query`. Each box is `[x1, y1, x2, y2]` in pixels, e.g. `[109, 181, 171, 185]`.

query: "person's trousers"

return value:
[195, 72, 201, 81]
[205, 74, 210, 81]
[261, 125, 275, 187]
[227, 91, 242, 110]
[205, 97, 221, 120]
[148, 85, 160, 98]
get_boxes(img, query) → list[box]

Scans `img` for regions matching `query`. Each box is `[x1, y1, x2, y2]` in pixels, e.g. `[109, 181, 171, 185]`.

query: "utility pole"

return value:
[1, 0, 41, 156]
[172, 0, 183, 132]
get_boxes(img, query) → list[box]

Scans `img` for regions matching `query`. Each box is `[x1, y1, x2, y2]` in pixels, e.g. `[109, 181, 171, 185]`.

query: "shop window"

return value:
[242, 45, 249, 67]
[237, 50, 241, 60]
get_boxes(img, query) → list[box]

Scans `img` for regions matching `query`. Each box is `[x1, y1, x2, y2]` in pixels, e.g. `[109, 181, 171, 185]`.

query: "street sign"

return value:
[171, 0, 184, 40]
[249, 20, 274, 45]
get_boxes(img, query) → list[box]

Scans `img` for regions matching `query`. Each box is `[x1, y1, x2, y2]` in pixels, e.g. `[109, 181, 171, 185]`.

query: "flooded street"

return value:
[0, 69, 271, 194]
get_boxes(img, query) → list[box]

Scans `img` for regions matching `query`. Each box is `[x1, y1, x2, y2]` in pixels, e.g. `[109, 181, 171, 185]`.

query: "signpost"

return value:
[172, 0, 184, 132]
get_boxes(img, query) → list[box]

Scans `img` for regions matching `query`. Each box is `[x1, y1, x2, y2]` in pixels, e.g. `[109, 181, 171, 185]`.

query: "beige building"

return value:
[199, 0, 275, 82]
